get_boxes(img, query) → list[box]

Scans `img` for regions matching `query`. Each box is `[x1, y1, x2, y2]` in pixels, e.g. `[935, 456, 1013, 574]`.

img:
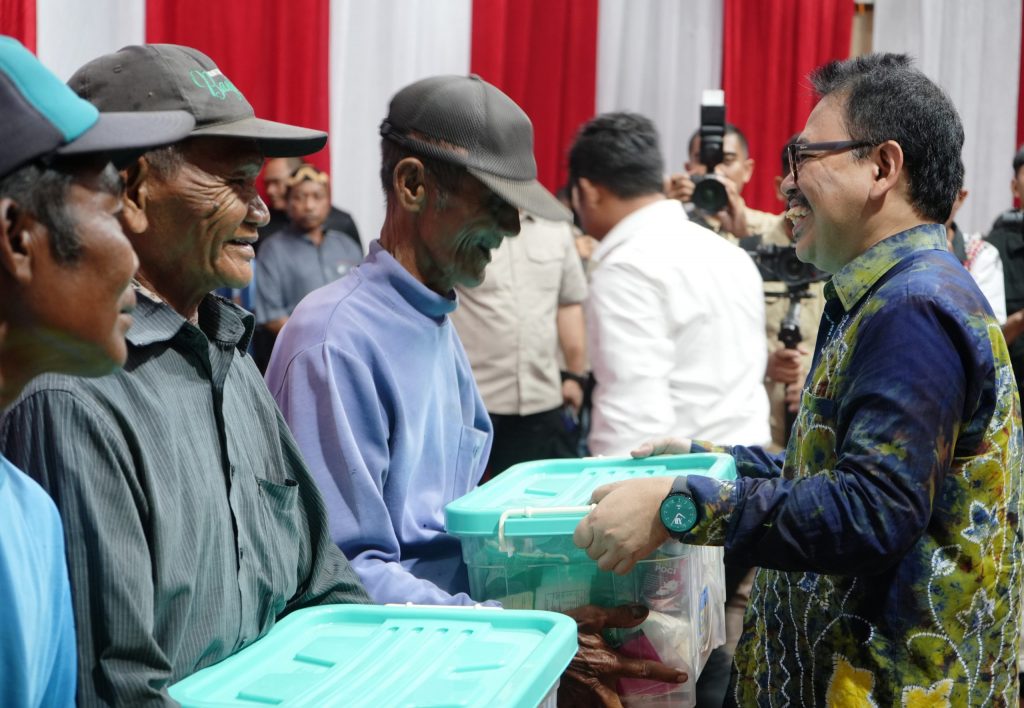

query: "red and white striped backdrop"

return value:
[2, 0, 1021, 241]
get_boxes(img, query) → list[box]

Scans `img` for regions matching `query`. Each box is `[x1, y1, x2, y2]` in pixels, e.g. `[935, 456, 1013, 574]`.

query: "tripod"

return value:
[765, 283, 814, 445]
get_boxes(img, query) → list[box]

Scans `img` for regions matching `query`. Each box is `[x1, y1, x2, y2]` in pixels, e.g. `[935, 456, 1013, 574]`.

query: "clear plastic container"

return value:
[445, 454, 736, 708]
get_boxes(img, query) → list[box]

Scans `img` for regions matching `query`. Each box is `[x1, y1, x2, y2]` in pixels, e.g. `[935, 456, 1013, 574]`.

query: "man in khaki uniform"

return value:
[452, 214, 588, 475]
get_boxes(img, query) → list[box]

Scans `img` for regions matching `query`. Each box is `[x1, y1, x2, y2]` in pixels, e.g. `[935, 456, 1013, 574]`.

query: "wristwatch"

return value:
[659, 476, 699, 539]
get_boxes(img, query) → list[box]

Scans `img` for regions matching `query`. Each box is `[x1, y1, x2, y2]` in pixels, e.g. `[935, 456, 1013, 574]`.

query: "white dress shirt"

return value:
[586, 198, 771, 455]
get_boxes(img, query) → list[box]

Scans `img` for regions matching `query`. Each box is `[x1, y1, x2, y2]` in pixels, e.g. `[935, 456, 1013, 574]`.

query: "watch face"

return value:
[660, 494, 698, 534]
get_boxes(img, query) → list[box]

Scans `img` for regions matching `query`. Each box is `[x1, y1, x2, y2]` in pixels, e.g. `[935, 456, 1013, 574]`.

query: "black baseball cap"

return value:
[0, 36, 194, 180]
[380, 75, 571, 222]
[68, 44, 327, 158]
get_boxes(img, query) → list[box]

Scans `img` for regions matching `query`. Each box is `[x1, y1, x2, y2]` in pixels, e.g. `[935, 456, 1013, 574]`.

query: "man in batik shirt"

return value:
[573, 53, 1022, 707]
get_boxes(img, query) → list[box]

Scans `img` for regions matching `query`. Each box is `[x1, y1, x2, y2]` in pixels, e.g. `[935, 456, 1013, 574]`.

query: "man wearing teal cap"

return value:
[0, 36, 192, 707]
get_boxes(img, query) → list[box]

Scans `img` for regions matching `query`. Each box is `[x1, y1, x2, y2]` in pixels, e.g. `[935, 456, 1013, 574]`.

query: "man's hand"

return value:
[630, 437, 692, 458]
[664, 172, 695, 202]
[558, 604, 688, 707]
[574, 476, 675, 574]
[712, 172, 750, 238]
[766, 346, 807, 385]
[563, 378, 584, 413]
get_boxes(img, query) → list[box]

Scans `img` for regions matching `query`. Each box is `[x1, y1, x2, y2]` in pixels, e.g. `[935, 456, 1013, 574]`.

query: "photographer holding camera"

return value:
[665, 122, 778, 244]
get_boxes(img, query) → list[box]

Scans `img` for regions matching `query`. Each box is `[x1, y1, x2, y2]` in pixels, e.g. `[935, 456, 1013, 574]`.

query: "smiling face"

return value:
[780, 95, 877, 274]
[140, 137, 269, 311]
[25, 162, 139, 375]
[416, 172, 520, 293]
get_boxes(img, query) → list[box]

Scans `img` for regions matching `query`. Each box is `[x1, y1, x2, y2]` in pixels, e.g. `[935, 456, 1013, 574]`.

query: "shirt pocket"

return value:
[255, 477, 301, 618]
[789, 391, 839, 476]
[525, 236, 563, 297]
[449, 425, 489, 500]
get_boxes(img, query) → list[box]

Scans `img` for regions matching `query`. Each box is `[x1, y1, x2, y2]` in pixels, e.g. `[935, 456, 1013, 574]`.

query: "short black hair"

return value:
[0, 157, 121, 264]
[810, 53, 964, 223]
[688, 123, 749, 158]
[1013, 145, 1024, 174]
[568, 112, 664, 199]
[379, 137, 466, 208]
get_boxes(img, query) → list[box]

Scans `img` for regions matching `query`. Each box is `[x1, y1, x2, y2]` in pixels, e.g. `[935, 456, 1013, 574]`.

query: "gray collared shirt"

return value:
[0, 289, 369, 706]
[254, 226, 363, 324]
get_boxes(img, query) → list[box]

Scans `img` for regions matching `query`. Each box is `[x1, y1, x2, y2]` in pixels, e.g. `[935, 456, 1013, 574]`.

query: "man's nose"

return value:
[248, 193, 270, 227]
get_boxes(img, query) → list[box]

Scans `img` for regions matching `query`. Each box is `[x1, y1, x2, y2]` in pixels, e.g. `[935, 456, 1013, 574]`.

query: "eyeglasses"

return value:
[786, 140, 876, 182]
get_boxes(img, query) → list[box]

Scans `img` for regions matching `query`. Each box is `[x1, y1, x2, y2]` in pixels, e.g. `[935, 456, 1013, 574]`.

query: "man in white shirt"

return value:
[569, 112, 771, 455]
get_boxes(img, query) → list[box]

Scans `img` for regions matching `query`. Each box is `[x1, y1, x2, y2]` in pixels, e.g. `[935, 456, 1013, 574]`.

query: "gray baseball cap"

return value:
[380, 75, 571, 222]
[68, 44, 326, 158]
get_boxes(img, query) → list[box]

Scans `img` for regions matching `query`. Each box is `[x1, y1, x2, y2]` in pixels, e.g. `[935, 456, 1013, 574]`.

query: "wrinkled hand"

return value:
[563, 378, 584, 413]
[558, 604, 688, 707]
[630, 437, 692, 458]
[766, 346, 807, 385]
[574, 477, 675, 574]
[664, 172, 695, 202]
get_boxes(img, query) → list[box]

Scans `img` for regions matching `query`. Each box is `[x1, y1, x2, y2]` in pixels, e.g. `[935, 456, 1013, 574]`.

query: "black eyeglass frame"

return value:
[786, 140, 877, 182]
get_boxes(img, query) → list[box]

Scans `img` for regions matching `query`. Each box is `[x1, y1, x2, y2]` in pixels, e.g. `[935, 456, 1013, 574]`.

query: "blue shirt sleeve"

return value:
[686, 293, 973, 575]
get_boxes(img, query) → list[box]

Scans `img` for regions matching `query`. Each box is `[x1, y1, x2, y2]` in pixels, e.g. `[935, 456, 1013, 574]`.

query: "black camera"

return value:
[691, 90, 729, 214]
[750, 243, 828, 288]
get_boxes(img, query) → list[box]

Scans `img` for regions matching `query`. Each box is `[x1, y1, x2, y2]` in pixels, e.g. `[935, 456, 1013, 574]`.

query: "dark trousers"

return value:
[485, 407, 577, 481]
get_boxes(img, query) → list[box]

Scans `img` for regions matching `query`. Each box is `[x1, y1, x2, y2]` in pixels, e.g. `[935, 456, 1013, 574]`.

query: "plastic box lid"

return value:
[168, 604, 577, 707]
[445, 454, 736, 544]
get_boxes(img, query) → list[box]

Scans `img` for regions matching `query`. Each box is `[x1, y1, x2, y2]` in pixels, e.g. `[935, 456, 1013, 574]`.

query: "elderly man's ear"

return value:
[119, 157, 152, 235]
[0, 198, 44, 286]
[392, 157, 428, 213]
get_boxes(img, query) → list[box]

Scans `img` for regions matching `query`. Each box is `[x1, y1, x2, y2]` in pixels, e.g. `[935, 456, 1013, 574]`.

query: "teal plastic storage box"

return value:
[445, 454, 736, 707]
[168, 604, 577, 707]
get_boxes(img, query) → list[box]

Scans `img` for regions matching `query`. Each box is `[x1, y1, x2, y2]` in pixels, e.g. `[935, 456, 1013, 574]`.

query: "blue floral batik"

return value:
[686, 224, 1022, 707]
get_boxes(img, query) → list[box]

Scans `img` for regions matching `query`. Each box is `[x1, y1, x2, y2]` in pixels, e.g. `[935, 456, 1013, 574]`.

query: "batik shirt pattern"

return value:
[687, 224, 1022, 706]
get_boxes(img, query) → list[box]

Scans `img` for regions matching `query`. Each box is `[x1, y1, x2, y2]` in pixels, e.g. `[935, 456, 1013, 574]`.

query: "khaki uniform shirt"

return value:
[452, 216, 588, 416]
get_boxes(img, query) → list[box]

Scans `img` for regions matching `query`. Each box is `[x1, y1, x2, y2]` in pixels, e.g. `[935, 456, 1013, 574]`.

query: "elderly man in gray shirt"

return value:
[0, 45, 368, 707]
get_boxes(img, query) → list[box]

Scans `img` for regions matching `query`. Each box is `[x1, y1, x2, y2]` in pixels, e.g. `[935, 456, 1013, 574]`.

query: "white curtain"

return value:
[873, 0, 1022, 235]
[596, 0, 723, 174]
[36, 0, 145, 81]
[328, 0, 472, 250]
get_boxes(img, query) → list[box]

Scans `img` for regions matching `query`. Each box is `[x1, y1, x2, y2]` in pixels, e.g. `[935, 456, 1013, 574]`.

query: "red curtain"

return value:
[0, 0, 36, 52]
[470, 0, 598, 193]
[723, 0, 854, 213]
[146, 0, 331, 172]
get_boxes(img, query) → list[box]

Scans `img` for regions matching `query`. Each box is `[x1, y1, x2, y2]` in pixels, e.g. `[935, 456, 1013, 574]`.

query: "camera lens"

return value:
[692, 176, 728, 213]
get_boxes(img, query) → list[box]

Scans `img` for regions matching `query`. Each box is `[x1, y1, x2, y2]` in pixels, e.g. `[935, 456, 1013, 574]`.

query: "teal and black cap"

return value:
[69, 44, 327, 158]
[380, 74, 571, 222]
[0, 35, 195, 179]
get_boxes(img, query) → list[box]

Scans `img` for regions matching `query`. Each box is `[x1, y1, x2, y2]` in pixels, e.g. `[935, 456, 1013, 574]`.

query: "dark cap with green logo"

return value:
[0, 35, 194, 179]
[68, 44, 326, 158]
